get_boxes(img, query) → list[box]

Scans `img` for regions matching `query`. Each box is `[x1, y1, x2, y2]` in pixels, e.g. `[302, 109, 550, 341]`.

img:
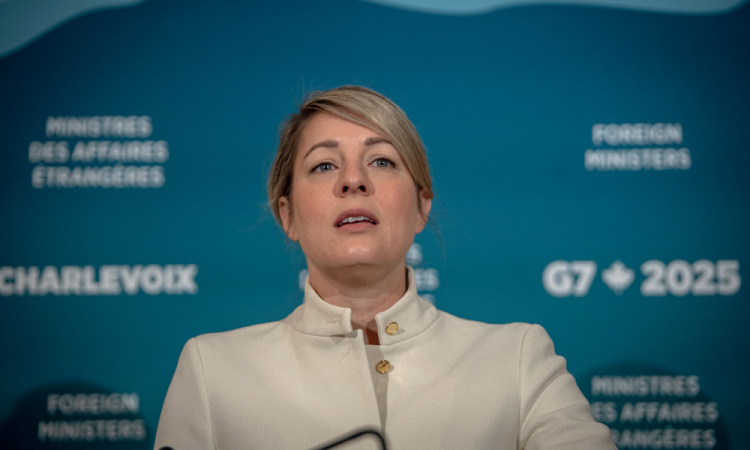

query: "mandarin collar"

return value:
[292, 266, 439, 345]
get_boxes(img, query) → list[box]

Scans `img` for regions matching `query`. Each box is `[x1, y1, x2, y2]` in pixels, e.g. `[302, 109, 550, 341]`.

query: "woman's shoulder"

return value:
[436, 309, 533, 334]
[189, 316, 294, 355]
[435, 310, 554, 348]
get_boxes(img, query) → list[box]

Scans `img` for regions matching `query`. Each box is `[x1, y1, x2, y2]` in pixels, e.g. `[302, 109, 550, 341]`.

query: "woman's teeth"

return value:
[338, 216, 374, 226]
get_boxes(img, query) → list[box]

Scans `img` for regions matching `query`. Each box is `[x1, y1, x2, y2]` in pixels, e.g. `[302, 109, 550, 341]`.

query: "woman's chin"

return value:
[325, 251, 392, 270]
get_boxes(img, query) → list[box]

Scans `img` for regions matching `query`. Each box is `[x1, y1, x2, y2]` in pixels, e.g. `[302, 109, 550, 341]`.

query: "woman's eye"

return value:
[372, 158, 394, 168]
[313, 163, 334, 173]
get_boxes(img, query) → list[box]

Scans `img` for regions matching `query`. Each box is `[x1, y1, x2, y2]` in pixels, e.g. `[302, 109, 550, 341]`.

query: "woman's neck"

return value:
[306, 261, 407, 345]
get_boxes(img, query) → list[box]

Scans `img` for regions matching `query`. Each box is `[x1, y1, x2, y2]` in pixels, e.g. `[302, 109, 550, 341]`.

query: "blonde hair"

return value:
[268, 85, 434, 225]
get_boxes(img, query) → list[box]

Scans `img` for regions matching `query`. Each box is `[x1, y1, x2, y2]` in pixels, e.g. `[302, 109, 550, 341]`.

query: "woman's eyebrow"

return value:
[304, 137, 392, 160]
[364, 137, 392, 146]
[304, 139, 338, 160]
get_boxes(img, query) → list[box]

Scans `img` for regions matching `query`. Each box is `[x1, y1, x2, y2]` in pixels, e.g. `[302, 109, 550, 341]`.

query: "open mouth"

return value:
[337, 216, 377, 227]
[334, 209, 379, 228]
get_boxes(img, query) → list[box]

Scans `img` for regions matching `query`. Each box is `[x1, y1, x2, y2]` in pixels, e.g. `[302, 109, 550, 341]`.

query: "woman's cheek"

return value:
[293, 184, 326, 232]
[391, 186, 419, 227]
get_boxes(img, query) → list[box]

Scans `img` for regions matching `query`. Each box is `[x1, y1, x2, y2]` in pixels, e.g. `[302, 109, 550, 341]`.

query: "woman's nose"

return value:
[336, 162, 372, 197]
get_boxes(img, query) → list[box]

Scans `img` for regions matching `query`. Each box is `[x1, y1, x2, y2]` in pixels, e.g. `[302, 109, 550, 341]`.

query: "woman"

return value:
[154, 86, 616, 449]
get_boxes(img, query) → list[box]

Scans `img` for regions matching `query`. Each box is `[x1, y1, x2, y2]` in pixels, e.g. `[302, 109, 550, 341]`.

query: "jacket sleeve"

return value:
[518, 324, 616, 450]
[154, 338, 216, 450]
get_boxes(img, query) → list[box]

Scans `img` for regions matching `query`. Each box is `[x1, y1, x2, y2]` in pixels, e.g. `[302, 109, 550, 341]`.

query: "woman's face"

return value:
[279, 112, 430, 273]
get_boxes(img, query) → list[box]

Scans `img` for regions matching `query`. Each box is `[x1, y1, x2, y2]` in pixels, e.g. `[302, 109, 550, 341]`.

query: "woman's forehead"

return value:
[296, 114, 397, 162]
[299, 113, 384, 144]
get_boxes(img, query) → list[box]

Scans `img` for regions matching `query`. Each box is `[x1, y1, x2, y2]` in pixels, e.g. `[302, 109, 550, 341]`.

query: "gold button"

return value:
[376, 360, 391, 374]
[385, 322, 399, 335]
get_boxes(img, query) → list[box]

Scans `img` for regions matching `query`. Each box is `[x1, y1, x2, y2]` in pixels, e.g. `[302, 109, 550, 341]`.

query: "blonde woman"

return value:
[154, 86, 616, 449]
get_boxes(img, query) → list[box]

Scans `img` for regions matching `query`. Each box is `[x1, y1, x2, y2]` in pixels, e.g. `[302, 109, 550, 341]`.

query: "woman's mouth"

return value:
[334, 209, 378, 229]
[337, 216, 376, 226]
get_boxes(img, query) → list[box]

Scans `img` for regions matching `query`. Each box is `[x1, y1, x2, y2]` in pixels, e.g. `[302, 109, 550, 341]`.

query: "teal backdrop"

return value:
[0, 0, 748, 448]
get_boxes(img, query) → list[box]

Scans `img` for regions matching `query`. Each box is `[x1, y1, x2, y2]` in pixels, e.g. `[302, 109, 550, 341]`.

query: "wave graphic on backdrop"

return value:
[358, 0, 748, 16]
[0, 0, 145, 59]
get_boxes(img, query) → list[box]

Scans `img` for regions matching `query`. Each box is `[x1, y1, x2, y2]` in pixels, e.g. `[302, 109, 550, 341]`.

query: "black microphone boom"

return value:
[157, 428, 386, 450]
[313, 428, 387, 450]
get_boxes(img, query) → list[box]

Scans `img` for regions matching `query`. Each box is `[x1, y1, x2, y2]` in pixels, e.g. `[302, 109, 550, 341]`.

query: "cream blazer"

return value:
[154, 267, 616, 450]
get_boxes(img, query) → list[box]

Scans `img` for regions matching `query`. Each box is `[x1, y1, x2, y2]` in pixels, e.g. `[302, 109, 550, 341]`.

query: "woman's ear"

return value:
[415, 190, 432, 234]
[279, 196, 298, 241]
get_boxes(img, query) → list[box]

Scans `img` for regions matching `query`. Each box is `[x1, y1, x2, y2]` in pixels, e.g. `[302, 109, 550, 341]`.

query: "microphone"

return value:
[158, 428, 387, 450]
[312, 428, 387, 450]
